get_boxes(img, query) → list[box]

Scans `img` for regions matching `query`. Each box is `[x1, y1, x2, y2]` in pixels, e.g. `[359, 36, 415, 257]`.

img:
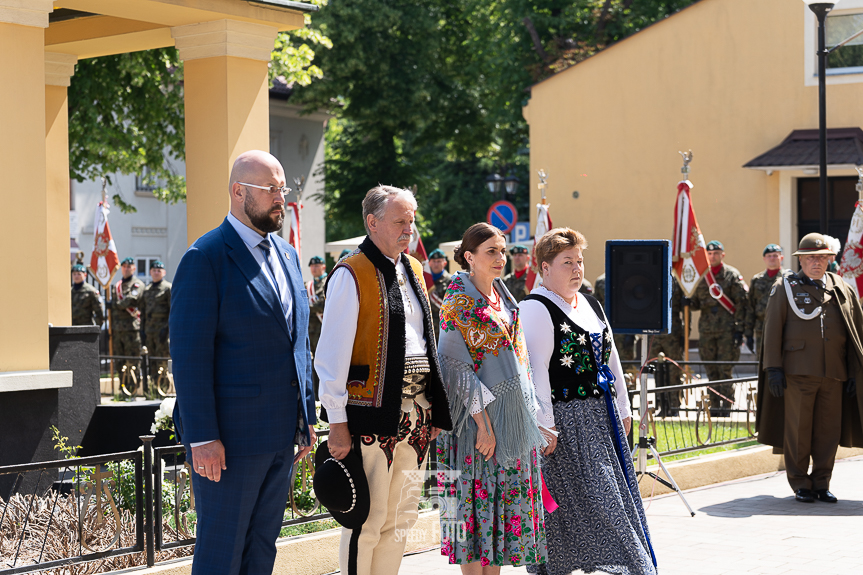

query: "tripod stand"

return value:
[631, 336, 695, 516]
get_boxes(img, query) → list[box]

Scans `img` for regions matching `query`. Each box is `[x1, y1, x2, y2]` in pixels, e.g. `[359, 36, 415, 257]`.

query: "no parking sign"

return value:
[487, 200, 518, 234]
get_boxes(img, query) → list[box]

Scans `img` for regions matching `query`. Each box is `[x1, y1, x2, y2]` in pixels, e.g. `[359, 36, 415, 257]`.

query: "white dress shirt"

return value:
[314, 253, 428, 424]
[519, 285, 631, 429]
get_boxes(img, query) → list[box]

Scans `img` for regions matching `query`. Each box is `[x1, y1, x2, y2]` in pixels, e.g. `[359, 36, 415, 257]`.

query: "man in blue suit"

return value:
[170, 150, 316, 575]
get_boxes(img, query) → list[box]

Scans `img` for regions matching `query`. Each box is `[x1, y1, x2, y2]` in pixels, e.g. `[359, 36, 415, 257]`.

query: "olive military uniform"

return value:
[502, 269, 530, 303]
[112, 275, 145, 372]
[308, 273, 326, 352]
[761, 270, 854, 493]
[579, 278, 593, 295]
[140, 279, 171, 376]
[745, 269, 788, 354]
[72, 282, 104, 326]
[595, 273, 638, 376]
[650, 277, 686, 415]
[689, 264, 748, 411]
[429, 270, 451, 339]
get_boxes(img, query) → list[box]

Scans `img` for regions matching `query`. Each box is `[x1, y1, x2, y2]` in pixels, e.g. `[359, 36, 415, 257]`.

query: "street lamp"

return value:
[803, 0, 837, 234]
[485, 173, 503, 195]
[502, 175, 520, 197]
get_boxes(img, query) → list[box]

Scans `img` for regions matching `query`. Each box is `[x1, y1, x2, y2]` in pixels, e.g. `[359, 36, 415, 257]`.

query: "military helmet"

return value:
[762, 243, 782, 256]
[509, 244, 529, 255]
[151, 260, 165, 269]
[308, 255, 325, 266]
[71, 263, 86, 273]
[705, 240, 724, 251]
[120, 257, 135, 266]
[428, 248, 447, 260]
[792, 233, 836, 256]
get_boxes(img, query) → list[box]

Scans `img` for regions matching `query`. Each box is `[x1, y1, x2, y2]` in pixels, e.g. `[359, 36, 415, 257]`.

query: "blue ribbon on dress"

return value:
[591, 333, 658, 568]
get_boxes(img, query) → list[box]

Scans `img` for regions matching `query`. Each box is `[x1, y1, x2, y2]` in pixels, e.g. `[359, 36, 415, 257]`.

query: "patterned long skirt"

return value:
[436, 431, 548, 567]
[528, 397, 657, 575]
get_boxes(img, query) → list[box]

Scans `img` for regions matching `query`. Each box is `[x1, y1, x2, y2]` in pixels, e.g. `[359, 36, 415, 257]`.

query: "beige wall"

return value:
[525, 0, 863, 285]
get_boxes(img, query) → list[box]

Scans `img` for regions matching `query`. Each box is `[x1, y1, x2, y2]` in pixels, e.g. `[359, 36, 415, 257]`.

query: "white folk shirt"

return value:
[314, 254, 428, 425]
[519, 285, 631, 429]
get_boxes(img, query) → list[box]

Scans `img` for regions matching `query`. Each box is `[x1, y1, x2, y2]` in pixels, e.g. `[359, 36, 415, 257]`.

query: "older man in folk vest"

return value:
[315, 185, 452, 575]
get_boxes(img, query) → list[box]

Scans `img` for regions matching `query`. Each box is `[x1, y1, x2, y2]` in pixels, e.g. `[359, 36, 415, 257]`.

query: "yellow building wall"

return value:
[525, 0, 863, 285]
[46, 84, 72, 327]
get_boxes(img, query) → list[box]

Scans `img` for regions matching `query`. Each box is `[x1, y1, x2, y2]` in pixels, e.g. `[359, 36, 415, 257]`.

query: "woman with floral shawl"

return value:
[436, 223, 548, 574]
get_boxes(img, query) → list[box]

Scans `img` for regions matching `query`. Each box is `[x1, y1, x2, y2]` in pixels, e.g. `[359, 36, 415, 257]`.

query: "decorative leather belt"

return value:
[402, 356, 430, 399]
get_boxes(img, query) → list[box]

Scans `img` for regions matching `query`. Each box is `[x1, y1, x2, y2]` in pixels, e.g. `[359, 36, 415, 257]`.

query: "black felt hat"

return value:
[313, 441, 370, 530]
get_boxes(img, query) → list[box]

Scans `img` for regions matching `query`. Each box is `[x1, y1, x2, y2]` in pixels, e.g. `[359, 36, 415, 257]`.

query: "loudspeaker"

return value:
[604, 240, 671, 334]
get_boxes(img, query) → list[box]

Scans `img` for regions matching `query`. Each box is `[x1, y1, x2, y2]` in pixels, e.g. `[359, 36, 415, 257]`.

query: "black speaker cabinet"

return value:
[604, 240, 671, 334]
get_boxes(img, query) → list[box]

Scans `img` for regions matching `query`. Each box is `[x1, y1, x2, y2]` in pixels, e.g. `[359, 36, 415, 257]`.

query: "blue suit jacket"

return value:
[170, 218, 315, 456]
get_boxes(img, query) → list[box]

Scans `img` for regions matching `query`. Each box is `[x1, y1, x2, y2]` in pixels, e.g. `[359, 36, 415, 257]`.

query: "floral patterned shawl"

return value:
[437, 272, 545, 468]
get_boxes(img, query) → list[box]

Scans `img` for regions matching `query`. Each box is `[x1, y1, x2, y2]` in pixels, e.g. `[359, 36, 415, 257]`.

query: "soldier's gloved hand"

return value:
[733, 331, 744, 347]
[766, 368, 786, 398]
[746, 336, 755, 354]
[846, 378, 857, 397]
[159, 326, 168, 342]
[682, 297, 692, 307]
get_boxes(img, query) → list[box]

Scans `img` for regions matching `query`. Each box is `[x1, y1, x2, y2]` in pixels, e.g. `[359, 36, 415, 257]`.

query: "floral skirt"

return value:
[527, 396, 657, 575]
[436, 431, 547, 567]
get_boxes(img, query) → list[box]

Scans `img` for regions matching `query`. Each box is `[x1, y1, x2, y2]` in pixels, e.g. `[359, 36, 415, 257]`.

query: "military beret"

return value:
[151, 260, 165, 269]
[71, 264, 86, 273]
[762, 244, 782, 256]
[510, 245, 529, 255]
[121, 257, 135, 265]
[429, 249, 447, 260]
[705, 240, 724, 251]
[339, 249, 352, 260]
[308, 255, 325, 266]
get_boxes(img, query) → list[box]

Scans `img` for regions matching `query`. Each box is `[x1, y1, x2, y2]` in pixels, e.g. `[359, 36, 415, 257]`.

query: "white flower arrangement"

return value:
[151, 397, 176, 436]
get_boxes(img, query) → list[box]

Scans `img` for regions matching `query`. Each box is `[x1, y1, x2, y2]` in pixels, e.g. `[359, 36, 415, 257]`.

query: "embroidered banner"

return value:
[839, 199, 863, 296]
[526, 202, 552, 292]
[671, 180, 709, 298]
[89, 201, 119, 288]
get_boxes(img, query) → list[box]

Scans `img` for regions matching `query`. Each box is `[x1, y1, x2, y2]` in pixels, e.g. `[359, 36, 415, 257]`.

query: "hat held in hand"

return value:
[313, 441, 370, 530]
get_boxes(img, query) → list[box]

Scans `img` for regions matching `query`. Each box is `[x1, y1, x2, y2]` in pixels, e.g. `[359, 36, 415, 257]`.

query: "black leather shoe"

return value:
[816, 489, 838, 503]
[795, 489, 815, 503]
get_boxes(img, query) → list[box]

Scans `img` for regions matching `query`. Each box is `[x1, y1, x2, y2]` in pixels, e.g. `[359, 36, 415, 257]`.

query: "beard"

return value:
[244, 196, 284, 233]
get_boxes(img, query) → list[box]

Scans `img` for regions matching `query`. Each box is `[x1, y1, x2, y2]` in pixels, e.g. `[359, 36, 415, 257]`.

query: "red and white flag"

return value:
[526, 202, 552, 291]
[671, 180, 709, 298]
[285, 202, 301, 261]
[89, 200, 119, 288]
[839, 200, 863, 296]
[406, 220, 434, 289]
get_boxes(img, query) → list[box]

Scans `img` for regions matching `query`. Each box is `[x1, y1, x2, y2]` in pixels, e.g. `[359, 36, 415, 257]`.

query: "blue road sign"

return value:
[487, 200, 518, 234]
[511, 221, 531, 243]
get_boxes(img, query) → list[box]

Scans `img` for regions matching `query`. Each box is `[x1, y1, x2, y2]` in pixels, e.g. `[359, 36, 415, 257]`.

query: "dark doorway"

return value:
[797, 176, 859, 256]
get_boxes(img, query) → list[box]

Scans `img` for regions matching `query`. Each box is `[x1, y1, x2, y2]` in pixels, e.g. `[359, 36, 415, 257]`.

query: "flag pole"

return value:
[100, 177, 116, 394]
[537, 169, 548, 206]
[679, 153, 693, 400]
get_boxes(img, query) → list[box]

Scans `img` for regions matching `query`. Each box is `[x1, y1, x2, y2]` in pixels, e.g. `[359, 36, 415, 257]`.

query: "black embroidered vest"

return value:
[524, 293, 615, 404]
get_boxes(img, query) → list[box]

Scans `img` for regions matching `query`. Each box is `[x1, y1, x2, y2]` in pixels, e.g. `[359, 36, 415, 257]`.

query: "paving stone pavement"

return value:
[396, 456, 863, 575]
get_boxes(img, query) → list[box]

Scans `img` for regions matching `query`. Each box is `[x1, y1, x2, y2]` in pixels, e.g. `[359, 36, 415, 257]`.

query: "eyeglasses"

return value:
[238, 182, 292, 197]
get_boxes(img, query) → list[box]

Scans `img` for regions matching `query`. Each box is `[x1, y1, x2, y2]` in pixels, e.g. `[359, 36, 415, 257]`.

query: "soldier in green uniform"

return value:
[112, 257, 145, 379]
[758, 233, 863, 503]
[139, 260, 171, 381]
[745, 244, 787, 355]
[595, 273, 638, 377]
[307, 255, 327, 354]
[71, 263, 104, 326]
[427, 248, 451, 339]
[689, 240, 748, 416]
[502, 244, 531, 302]
[650, 275, 686, 416]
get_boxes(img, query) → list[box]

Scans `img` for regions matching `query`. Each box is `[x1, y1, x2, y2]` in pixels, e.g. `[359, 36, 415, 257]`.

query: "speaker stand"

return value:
[631, 336, 695, 517]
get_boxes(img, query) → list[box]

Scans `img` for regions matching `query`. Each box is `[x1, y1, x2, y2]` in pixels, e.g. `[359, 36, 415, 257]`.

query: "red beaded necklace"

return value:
[481, 288, 502, 311]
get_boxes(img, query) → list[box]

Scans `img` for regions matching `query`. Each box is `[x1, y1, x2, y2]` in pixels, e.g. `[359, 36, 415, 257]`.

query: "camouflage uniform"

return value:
[71, 282, 104, 326]
[502, 270, 530, 303]
[745, 269, 788, 354]
[650, 278, 686, 415]
[689, 264, 748, 411]
[112, 276, 145, 373]
[579, 278, 593, 296]
[595, 273, 638, 376]
[139, 279, 171, 377]
[429, 270, 451, 339]
[308, 273, 327, 353]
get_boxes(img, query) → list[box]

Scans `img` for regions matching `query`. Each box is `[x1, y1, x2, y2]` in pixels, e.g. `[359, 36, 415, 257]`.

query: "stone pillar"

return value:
[0, 1, 53, 374]
[45, 52, 78, 327]
[172, 20, 278, 245]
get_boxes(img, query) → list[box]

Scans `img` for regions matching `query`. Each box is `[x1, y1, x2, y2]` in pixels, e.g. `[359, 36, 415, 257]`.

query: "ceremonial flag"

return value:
[406, 220, 434, 289]
[671, 180, 709, 298]
[839, 200, 863, 296]
[526, 202, 552, 291]
[285, 202, 301, 261]
[89, 200, 119, 288]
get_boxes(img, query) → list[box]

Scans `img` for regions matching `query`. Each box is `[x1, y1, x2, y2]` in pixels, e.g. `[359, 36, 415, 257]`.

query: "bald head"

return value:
[230, 150, 284, 192]
[229, 150, 287, 236]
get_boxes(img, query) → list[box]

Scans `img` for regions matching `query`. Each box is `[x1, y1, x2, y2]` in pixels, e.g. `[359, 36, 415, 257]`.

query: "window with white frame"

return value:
[136, 257, 162, 277]
[827, 10, 863, 73]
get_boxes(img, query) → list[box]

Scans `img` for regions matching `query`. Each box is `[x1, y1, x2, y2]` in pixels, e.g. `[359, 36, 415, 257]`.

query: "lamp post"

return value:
[485, 173, 503, 196]
[502, 175, 520, 197]
[804, 0, 837, 234]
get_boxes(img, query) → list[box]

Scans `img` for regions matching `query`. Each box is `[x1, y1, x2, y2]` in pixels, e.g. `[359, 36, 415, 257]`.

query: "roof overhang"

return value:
[743, 128, 863, 173]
